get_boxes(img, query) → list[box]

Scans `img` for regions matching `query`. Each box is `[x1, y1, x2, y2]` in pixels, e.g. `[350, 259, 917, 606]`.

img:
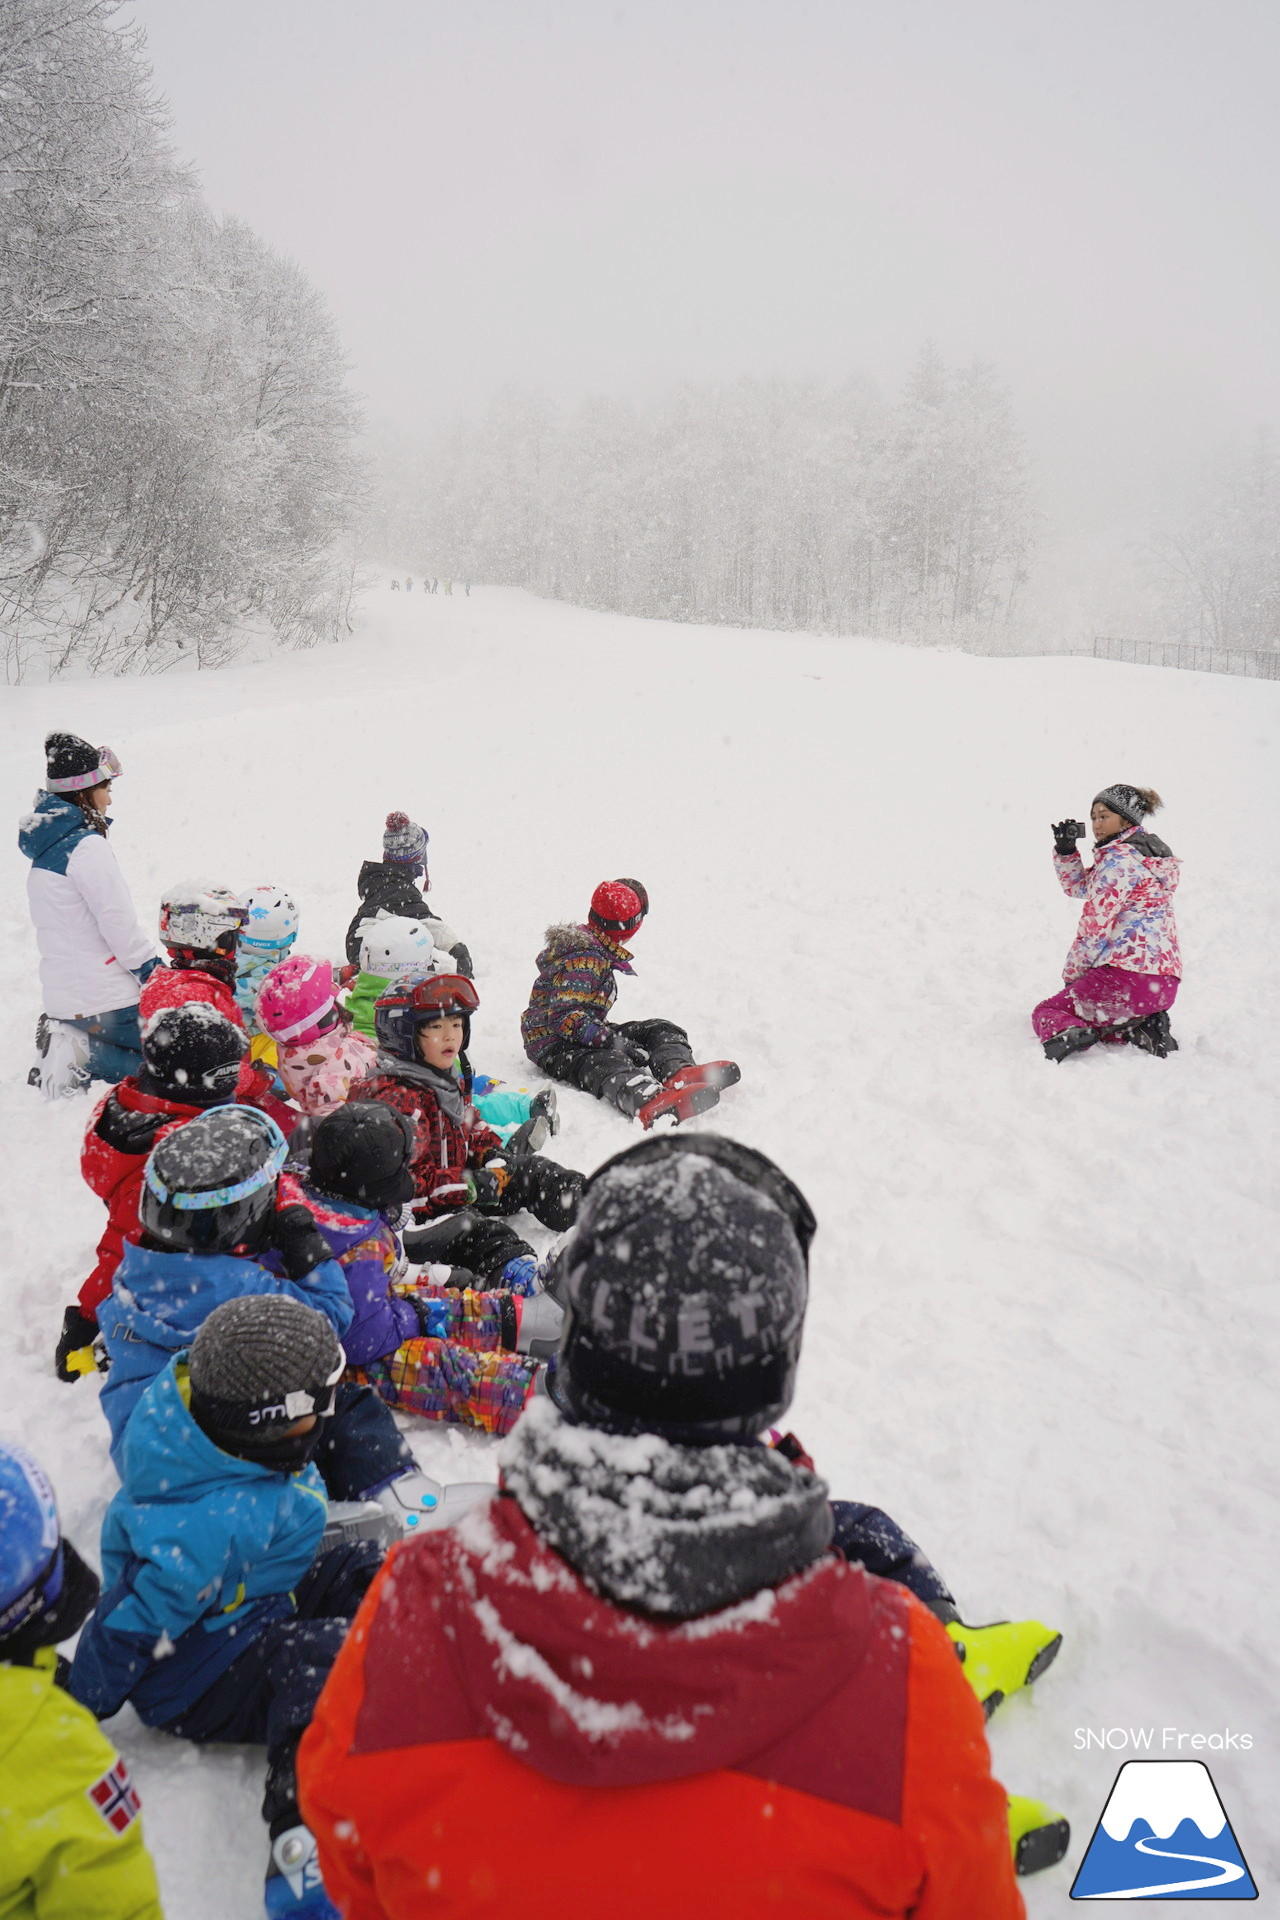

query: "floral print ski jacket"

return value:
[1054, 826, 1182, 981]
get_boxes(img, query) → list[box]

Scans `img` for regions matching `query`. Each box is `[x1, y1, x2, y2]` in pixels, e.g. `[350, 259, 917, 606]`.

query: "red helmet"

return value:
[589, 880, 646, 942]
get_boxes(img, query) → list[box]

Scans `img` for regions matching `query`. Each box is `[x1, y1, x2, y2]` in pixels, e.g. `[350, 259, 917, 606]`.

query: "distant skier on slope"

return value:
[521, 879, 740, 1126]
[1035, 784, 1182, 1062]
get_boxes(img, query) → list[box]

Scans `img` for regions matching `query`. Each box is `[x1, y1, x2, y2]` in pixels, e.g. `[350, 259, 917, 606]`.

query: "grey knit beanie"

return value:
[1093, 783, 1159, 826]
[383, 810, 429, 867]
[189, 1295, 342, 1437]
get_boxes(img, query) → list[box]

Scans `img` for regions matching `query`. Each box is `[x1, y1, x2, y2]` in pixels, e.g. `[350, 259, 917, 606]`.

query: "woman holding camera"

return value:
[1034, 783, 1182, 1062]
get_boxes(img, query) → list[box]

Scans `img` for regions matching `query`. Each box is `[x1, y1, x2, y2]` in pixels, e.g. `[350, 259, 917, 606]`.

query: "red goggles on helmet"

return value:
[390, 972, 480, 1017]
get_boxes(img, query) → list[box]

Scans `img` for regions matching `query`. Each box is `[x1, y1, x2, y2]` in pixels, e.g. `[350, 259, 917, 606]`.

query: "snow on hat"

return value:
[553, 1133, 813, 1444]
[44, 732, 122, 793]
[383, 811, 429, 867]
[1093, 784, 1162, 826]
[188, 1295, 342, 1441]
[588, 881, 645, 942]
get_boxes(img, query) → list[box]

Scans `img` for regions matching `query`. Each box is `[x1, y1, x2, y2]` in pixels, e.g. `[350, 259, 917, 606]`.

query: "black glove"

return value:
[450, 943, 474, 978]
[55, 1304, 100, 1383]
[468, 1166, 512, 1211]
[1052, 819, 1086, 856]
[266, 1203, 332, 1280]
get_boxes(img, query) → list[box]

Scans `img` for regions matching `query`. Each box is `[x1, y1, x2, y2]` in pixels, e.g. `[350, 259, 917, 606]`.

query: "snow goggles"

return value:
[394, 972, 479, 1017]
[144, 1113, 289, 1211]
[194, 1348, 346, 1437]
[47, 745, 122, 793]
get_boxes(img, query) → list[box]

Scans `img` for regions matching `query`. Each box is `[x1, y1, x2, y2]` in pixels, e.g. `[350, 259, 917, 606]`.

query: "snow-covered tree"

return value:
[0, 0, 361, 679]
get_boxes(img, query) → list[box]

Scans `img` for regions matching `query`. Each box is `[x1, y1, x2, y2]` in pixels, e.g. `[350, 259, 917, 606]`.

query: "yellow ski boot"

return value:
[1008, 1794, 1070, 1876]
[946, 1617, 1062, 1718]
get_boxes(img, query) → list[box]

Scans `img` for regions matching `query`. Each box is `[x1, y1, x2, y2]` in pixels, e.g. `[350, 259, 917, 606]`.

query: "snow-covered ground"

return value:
[2, 585, 1277, 1915]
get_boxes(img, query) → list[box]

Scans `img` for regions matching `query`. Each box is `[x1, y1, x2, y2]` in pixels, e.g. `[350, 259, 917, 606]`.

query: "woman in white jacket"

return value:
[19, 732, 159, 1097]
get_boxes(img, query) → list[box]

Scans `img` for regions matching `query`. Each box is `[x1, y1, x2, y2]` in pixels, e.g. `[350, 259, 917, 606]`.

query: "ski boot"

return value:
[946, 1617, 1062, 1718]
[638, 1060, 742, 1129]
[374, 1470, 493, 1534]
[265, 1824, 339, 1918]
[31, 1017, 90, 1098]
[516, 1290, 565, 1359]
[1124, 1009, 1178, 1058]
[1008, 1795, 1070, 1876]
[1042, 1025, 1097, 1064]
[502, 1112, 550, 1157]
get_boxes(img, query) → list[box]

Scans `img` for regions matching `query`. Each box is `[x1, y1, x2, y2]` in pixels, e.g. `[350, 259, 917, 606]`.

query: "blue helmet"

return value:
[0, 1443, 63, 1643]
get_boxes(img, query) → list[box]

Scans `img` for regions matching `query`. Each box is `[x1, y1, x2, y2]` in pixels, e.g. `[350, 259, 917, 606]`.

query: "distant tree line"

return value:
[1145, 428, 1280, 652]
[376, 346, 1036, 642]
[0, 0, 361, 680]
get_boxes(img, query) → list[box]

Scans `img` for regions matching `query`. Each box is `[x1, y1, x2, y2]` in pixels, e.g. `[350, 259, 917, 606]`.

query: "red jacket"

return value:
[299, 1495, 1023, 1920]
[350, 1071, 504, 1213]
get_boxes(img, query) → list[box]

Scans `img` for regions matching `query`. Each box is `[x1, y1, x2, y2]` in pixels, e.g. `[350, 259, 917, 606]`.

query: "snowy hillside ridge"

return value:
[1099, 1761, 1227, 1841]
[2, 584, 1278, 1916]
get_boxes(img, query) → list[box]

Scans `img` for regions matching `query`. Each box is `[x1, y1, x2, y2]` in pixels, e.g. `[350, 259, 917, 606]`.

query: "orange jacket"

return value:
[299, 1494, 1023, 1919]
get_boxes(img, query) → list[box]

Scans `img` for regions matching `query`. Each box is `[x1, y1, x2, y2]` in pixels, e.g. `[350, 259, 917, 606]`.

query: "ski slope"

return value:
[2, 586, 1277, 1916]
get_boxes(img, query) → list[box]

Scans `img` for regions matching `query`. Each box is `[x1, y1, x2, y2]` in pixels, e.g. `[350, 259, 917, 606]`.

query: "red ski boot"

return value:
[637, 1061, 741, 1130]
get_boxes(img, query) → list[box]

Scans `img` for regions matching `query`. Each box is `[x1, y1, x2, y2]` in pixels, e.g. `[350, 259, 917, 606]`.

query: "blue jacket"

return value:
[68, 1358, 328, 1727]
[98, 1241, 354, 1468]
[17, 790, 98, 875]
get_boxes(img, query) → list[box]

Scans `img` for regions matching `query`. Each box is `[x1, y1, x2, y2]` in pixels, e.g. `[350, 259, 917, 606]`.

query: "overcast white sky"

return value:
[132, 0, 1280, 537]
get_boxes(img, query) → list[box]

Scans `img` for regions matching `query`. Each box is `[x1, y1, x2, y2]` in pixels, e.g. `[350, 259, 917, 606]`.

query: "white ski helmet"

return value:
[359, 915, 436, 976]
[238, 885, 300, 953]
[158, 884, 247, 954]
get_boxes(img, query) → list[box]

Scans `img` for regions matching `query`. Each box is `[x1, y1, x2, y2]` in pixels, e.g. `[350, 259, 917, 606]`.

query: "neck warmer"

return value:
[376, 1050, 466, 1124]
[500, 1398, 833, 1620]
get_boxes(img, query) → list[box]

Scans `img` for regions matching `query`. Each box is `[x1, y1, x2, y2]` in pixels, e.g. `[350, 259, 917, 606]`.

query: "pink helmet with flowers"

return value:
[255, 956, 339, 1048]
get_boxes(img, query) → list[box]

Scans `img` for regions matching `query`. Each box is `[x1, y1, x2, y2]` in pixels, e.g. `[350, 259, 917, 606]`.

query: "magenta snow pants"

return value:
[1032, 966, 1179, 1042]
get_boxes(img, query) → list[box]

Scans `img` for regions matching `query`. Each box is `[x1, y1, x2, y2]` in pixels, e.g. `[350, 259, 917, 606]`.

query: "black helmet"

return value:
[141, 1107, 287, 1255]
[309, 1102, 417, 1211]
[552, 1133, 814, 1445]
[140, 1005, 246, 1105]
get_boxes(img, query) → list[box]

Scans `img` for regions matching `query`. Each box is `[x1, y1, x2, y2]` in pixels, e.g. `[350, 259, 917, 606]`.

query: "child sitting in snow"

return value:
[69, 1294, 382, 1920]
[344, 810, 473, 976]
[351, 969, 583, 1290]
[94, 1105, 354, 1463]
[346, 916, 557, 1145]
[0, 1442, 163, 1920]
[255, 956, 377, 1118]
[235, 884, 299, 1032]
[1037, 784, 1181, 1062]
[55, 1005, 251, 1382]
[522, 878, 740, 1126]
[300, 1102, 562, 1436]
[300, 1133, 1067, 1914]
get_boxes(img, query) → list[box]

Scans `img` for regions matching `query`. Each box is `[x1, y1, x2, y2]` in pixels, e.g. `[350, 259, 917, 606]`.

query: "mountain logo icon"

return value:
[1070, 1759, 1257, 1899]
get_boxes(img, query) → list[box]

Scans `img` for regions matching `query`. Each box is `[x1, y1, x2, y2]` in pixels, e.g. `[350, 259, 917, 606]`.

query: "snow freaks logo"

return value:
[1070, 1760, 1257, 1899]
